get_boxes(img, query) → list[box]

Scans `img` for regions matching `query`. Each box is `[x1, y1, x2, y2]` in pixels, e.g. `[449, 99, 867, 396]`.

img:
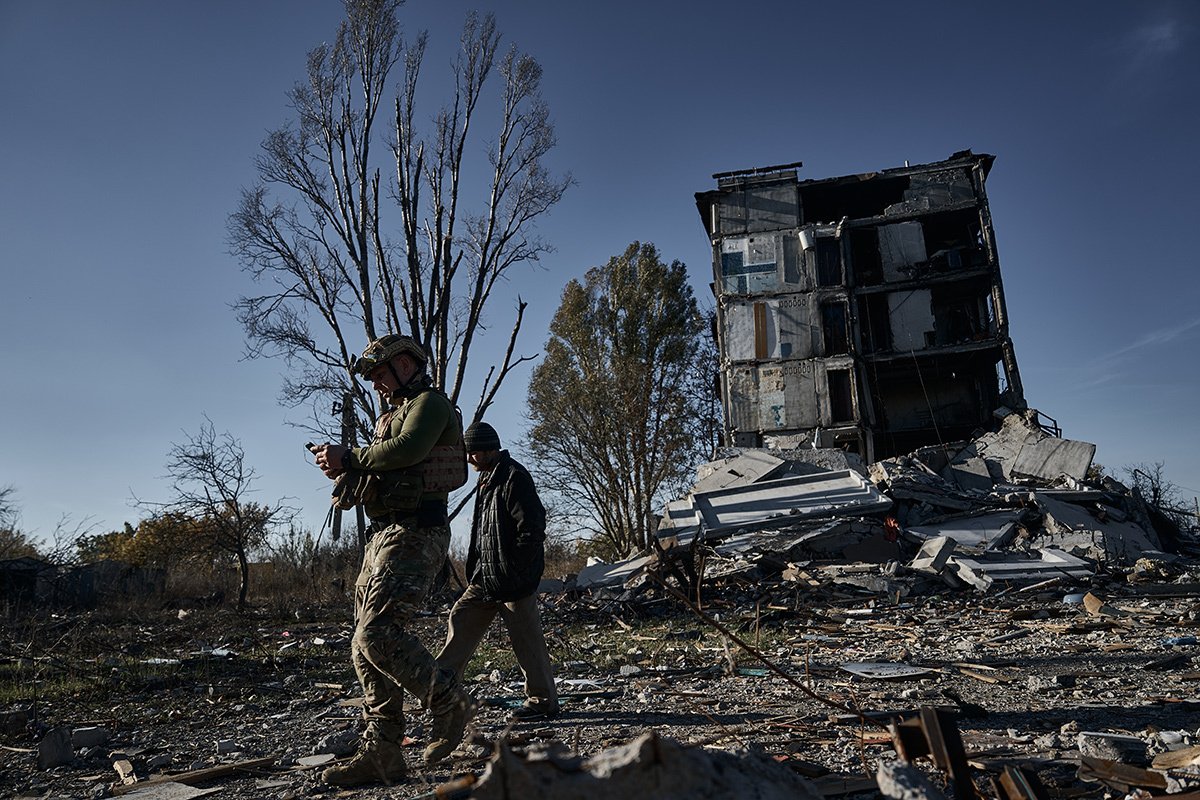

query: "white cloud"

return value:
[1117, 14, 1188, 78]
[1077, 315, 1200, 389]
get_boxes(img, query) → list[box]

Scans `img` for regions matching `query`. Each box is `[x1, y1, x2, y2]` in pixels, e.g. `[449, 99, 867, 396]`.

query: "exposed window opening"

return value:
[828, 369, 854, 423]
[858, 294, 892, 354]
[815, 238, 843, 286]
[850, 228, 882, 285]
[821, 302, 849, 356]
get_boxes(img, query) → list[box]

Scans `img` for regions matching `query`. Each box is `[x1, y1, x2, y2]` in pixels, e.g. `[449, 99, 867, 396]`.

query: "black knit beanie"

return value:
[463, 421, 501, 452]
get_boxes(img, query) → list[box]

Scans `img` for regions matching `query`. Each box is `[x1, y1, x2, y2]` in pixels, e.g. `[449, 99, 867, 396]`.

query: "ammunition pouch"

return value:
[422, 442, 468, 493]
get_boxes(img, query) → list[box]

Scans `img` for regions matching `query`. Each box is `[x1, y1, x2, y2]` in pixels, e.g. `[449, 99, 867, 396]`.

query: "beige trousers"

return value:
[435, 583, 557, 708]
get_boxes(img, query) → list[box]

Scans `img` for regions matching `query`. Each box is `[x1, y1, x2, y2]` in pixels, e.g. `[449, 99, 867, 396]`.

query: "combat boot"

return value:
[321, 723, 408, 787]
[423, 689, 476, 764]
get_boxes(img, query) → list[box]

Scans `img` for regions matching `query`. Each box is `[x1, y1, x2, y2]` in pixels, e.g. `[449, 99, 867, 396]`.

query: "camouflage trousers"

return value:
[351, 519, 455, 738]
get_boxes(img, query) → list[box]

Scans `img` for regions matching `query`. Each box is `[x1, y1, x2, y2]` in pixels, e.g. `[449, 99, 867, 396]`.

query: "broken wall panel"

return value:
[888, 290, 935, 351]
[1035, 494, 1162, 562]
[722, 296, 821, 361]
[716, 179, 800, 236]
[878, 221, 928, 281]
[726, 358, 862, 440]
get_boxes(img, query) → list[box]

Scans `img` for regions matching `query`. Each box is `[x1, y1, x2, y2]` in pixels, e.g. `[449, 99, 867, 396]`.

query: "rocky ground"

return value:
[2, 569, 1199, 799]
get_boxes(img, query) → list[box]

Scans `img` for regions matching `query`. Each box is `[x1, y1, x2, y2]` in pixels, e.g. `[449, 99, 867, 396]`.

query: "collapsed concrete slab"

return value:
[470, 732, 823, 800]
[1034, 493, 1162, 563]
[949, 547, 1094, 591]
[692, 469, 892, 535]
[715, 518, 901, 564]
[946, 410, 1096, 485]
[575, 555, 657, 590]
[691, 450, 787, 494]
[907, 511, 1024, 553]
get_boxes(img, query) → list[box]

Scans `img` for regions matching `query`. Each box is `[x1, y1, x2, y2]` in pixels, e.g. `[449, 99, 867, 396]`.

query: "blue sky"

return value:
[2, 0, 1198, 548]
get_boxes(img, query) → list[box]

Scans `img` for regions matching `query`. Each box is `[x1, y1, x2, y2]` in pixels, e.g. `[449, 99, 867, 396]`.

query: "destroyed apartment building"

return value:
[573, 151, 1195, 596]
[693, 150, 1022, 461]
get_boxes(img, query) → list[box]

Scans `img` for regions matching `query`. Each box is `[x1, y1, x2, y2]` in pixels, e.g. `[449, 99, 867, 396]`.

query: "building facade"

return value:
[694, 150, 1024, 462]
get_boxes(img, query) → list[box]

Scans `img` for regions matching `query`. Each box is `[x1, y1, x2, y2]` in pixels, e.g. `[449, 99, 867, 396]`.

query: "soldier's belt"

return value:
[369, 500, 448, 529]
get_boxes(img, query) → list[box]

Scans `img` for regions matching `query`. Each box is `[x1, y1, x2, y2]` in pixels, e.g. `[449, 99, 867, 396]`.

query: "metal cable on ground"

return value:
[646, 572, 886, 728]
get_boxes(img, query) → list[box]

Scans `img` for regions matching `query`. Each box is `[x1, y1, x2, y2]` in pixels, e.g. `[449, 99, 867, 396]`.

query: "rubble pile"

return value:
[574, 408, 1196, 600]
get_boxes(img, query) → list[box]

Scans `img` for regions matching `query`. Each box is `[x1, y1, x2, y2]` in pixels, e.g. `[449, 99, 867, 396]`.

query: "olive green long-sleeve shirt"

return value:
[345, 389, 458, 516]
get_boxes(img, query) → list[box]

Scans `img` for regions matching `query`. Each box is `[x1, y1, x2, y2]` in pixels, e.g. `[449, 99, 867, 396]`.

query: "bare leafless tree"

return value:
[140, 420, 294, 612]
[229, 0, 570, 440]
[0, 485, 15, 532]
[1125, 461, 1194, 529]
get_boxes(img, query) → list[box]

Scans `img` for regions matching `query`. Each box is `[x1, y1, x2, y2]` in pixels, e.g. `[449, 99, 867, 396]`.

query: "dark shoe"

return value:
[321, 736, 408, 787]
[511, 701, 560, 720]
[423, 694, 476, 765]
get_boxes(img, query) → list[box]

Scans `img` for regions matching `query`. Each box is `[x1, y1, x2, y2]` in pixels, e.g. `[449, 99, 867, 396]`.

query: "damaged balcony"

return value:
[696, 150, 1024, 462]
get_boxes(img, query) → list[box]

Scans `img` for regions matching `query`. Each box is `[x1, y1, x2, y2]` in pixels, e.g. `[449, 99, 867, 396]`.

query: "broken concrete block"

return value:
[113, 757, 138, 785]
[1026, 674, 1076, 691]
[1036, 494, 1161, 563]
[876, 758, 948, 800]
[910, 537, 956, 574]
[908, 512, 1021, 553]
[1077, 731, 1148, 764]
[949, 548, 1093, 592]
[470, 732, 823, 800]
[316, 729, 359, 757]
[71, 726, 110, 748]
[146, 752, 174, 770]
[37, 726, 73, 770]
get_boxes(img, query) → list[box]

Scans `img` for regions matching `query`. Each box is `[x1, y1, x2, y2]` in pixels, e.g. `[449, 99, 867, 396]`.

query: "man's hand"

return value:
[315, 444, 351, 478]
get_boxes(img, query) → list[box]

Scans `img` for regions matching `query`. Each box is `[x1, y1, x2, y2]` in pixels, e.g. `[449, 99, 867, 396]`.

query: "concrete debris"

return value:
[71, 725, 110, 748]
[469, 731, 823, 800]
[690, 469, 892, 535]
[575, 554, 657, 590]
[122, 782, 221, 799]
[36, 726, 72, 770]
[691, 450, 787, 493]
[948, 548, 1093, 592]
[841, 663, 934, 680]
[547, 406, 1195, 600]
[1076, 731, 1150, 765]
[876, 758, 949, 800]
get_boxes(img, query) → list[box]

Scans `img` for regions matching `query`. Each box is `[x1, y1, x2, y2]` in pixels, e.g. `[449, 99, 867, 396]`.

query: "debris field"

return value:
[2, 407, 1199, 799]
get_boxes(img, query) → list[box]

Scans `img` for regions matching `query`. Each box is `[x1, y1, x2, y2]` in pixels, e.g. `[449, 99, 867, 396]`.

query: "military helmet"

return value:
[352, 334, 428, 376]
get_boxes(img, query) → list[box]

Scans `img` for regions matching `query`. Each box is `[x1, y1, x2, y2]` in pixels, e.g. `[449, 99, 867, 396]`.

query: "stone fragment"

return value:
[1077, 731, 1148, 764]
[876, 758, 948, 800]
[38, 726, 73, 769]
[316, 729, 359, 757]
[146, 752, 174, 770]
[71, 726, 110, 748]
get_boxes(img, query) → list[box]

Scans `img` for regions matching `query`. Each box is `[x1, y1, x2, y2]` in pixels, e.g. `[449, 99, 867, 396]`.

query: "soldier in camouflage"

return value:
[312, 334, 473, 787]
